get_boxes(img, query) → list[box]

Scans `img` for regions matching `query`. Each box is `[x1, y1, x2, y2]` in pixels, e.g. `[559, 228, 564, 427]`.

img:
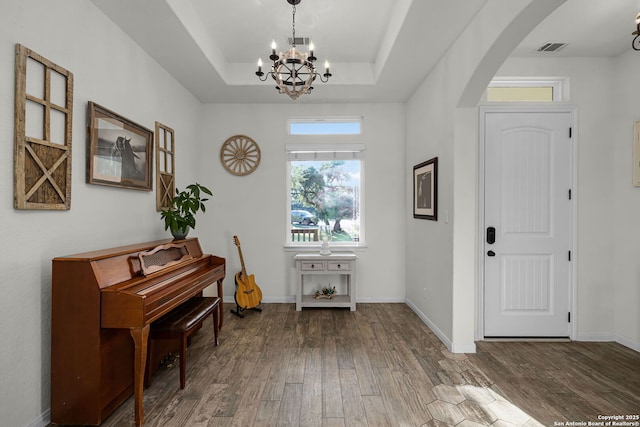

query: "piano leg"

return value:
[130, 325, 150, 427]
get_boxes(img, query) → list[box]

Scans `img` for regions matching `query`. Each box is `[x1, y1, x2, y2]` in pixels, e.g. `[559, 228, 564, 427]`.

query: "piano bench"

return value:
[145, 296, 220, 390]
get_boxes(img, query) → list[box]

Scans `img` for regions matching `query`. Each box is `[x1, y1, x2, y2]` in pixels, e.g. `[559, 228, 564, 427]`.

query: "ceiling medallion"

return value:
[255, 0, 331, 100]
[220, 135, 261, 176]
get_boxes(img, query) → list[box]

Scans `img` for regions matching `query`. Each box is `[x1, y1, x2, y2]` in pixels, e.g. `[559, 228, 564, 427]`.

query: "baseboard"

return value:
[616, 334, 640, 353]
[26, 409, 50, 427]
[574, 332, 640, 354]
[575, 332, 615, 342]
[260, 296, 296, 303]
[356, 297, 406, 303]
[405, 298, 475, 353]
[223, 296, 406, 304]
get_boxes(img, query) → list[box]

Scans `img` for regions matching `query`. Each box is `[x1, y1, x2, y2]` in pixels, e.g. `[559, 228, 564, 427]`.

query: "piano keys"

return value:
[51, 238, 225, 426]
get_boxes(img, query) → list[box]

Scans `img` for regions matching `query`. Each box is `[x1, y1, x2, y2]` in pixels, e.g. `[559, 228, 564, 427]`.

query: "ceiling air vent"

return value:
[288, 36, 310, 46]
[536, 42, 567, 53]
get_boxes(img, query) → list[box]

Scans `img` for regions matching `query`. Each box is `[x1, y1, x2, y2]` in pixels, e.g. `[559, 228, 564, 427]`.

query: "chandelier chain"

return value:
[291, 4, 296, 47]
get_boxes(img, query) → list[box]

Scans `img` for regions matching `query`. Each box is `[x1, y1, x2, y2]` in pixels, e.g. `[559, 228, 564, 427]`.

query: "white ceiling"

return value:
[90, 0, 640, 104]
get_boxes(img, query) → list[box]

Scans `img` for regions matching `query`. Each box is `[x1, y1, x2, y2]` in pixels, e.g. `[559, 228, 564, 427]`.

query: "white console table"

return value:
[294, 252, 357, 311]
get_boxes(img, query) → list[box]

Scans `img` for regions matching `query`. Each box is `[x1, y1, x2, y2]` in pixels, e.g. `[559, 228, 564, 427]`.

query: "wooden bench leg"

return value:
[212, 304, 219, 346]
[180, 334, 187, 389]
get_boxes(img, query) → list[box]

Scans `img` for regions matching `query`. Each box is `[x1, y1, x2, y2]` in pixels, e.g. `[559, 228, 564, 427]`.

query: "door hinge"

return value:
[569, 127, 572, 138]
[568, 312, 571, 323]
[568, 251, 571, 261]
[568, 189, 572, 200]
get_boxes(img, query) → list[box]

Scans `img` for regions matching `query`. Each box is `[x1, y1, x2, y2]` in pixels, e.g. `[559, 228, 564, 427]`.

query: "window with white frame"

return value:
[286, 143, 364, 246]
[487, 79, 564, 102]
[288, 117, 362, 135]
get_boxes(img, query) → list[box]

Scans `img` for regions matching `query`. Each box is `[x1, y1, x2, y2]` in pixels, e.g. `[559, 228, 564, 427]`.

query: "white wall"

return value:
[611, 51, 640, 349]
[0, 1, 203, 426]
[404, 0, 565, 352]
[195, 103, 407, 305]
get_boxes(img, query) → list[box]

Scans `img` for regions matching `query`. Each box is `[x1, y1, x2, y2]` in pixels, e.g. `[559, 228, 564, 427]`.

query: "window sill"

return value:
[283, 244, 367, 253]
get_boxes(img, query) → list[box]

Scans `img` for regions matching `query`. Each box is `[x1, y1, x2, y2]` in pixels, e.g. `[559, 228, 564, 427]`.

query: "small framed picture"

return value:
[413, 157, 438, 220]
[87, 102, 153, 191]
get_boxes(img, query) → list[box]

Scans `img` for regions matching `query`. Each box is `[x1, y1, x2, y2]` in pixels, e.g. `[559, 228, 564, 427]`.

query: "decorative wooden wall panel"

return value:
[14, 44, 74, 210]
[155, 121, 175, 211]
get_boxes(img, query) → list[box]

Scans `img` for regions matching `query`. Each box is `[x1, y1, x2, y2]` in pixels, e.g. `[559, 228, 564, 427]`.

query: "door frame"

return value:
[476, 105, 578, 340]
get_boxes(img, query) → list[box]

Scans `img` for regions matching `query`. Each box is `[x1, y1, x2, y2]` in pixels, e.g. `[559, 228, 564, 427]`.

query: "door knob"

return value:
[487, 250, 496, 257]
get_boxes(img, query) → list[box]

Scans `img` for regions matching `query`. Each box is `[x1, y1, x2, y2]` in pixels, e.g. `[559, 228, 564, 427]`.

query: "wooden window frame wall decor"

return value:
[87, 102, 153, 191]
[413, 157, 438, 220]
[155, 121, 176, 210]
[14, 44, 74, 210]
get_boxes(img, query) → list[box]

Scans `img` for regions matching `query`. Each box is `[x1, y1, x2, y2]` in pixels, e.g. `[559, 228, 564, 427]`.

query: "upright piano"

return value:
[51, 238, 225, 426]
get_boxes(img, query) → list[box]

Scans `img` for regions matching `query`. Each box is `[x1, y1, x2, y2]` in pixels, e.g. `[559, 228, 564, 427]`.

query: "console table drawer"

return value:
[300, 261, 326, 271]
[328, 261, 351, 271]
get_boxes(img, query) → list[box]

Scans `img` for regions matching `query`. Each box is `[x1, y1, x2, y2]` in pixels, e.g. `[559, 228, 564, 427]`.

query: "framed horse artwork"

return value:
[87, 102, 154, 191]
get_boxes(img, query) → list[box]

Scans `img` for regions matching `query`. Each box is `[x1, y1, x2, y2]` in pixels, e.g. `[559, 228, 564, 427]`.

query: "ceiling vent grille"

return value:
[288, 36, 310, 46]
[536, 42, 567, 53]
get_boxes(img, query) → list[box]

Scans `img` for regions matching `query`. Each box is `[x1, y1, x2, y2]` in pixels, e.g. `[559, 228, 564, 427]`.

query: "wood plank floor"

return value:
[57, 303, 640, 426]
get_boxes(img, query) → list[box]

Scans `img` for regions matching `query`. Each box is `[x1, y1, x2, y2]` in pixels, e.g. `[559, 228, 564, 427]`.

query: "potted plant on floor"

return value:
[160, 183, 212, 240]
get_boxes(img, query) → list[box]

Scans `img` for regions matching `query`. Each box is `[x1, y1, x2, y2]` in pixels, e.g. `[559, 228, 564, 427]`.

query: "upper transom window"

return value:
[487, 79, 564, 102]
[288, 117, 362, 135]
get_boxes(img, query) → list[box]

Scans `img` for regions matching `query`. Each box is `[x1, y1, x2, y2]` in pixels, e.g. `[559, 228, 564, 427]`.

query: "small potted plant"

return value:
[160, 183, 212, 240]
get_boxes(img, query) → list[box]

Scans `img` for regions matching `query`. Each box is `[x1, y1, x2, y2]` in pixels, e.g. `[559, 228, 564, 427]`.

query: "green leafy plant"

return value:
[160, 183, 212, 234]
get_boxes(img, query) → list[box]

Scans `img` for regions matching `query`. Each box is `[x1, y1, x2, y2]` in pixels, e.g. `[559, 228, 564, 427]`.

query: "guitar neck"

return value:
[236, 245, 248, 277]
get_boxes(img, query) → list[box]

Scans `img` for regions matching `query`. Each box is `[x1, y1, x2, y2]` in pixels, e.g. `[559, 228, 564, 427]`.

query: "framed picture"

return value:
[87, 102, 153, 190]
[413, 157, 438, 220]
[634, 121, 640, 187]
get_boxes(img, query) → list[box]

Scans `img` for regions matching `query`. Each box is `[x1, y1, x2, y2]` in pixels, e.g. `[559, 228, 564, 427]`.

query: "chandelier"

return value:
[633, 12, 640, 50]
[255, 0, 331, 100]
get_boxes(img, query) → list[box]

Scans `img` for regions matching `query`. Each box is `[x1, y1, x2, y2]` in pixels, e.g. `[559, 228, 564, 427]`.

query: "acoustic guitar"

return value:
[232, 236, 263, 312]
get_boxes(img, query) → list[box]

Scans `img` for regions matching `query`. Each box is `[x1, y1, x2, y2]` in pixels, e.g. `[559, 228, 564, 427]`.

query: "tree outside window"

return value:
[290, 159, 360, 243]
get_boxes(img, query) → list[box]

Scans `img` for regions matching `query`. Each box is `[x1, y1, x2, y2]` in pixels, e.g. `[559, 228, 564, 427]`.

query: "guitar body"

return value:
[232, 235, 263, 315]
[234, 271, 263, 309]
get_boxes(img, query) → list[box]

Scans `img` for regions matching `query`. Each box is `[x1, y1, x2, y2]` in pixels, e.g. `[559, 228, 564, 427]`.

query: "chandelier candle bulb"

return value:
[270, 40, 278, 60]
[309, 42, 316, 61]
[257, 58, 263, 73]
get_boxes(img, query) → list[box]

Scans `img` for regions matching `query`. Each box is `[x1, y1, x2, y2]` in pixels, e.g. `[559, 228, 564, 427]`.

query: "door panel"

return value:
[484, 111, 572, 337]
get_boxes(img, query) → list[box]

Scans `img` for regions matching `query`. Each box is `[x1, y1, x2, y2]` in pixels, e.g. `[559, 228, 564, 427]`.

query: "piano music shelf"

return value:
[294, 252, 357, 311]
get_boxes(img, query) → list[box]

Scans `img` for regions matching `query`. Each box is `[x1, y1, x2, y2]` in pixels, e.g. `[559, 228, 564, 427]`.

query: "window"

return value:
[487, 79, 564, 102]
[288, 117, 362, 135]
[287, 143, 364, 246]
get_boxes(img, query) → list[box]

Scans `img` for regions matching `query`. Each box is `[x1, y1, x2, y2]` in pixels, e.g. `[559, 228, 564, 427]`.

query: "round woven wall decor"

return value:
[220, 135, 261, 176]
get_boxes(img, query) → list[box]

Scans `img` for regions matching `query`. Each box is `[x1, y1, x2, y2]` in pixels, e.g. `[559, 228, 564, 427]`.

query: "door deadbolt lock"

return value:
[486, 227, 496, 244]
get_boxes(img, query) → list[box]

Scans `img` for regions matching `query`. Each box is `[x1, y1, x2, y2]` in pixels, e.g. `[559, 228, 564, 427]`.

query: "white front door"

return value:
[483, 109, 573, 337]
